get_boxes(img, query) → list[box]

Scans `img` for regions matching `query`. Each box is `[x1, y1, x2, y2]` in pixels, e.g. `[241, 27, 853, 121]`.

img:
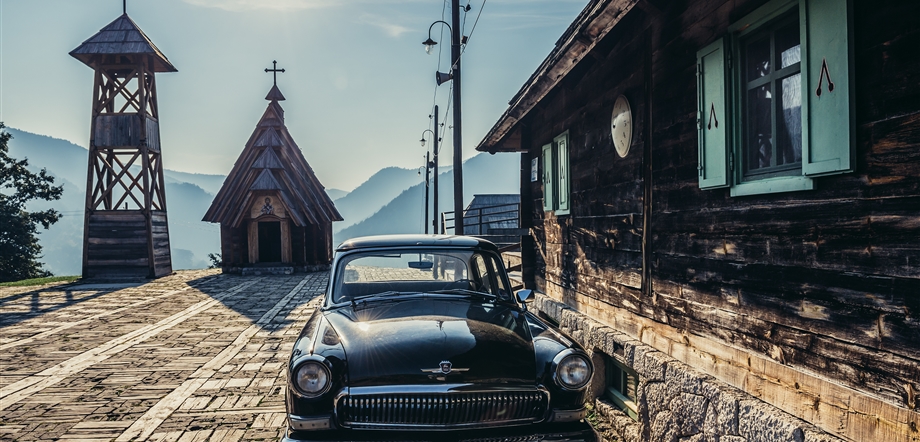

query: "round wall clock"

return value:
[610, 95, 632, 158]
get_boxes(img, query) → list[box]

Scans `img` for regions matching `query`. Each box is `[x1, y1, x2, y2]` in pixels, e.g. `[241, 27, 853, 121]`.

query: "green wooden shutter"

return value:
[802, 0, 853, 176]
[542, 143, 554, 212]
[697, 37, 730, 189]
[555, 132, 570, 215]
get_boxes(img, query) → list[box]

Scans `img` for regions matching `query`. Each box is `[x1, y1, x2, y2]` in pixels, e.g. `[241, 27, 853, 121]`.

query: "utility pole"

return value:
[433, 105, 439, 234]
[450, 0, 464, 235]
[424, 151, 430, 234]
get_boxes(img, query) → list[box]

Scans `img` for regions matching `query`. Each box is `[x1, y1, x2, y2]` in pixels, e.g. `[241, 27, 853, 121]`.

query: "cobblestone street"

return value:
[0, 270, 327, 441]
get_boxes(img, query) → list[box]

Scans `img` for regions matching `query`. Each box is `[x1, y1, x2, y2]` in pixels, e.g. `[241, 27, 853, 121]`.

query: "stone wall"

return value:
[532, 294, 843, 442]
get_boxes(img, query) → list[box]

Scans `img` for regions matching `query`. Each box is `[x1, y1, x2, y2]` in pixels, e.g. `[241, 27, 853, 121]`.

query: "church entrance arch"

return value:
[257, 221, 282, 263]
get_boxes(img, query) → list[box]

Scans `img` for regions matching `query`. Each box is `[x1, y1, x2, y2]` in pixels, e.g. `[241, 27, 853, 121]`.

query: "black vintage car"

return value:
[283, 235, 595, 441]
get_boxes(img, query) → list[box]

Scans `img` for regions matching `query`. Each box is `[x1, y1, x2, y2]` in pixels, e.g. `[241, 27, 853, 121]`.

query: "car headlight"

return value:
[553, 351, 593, 390]
[293, 360, 331, 397]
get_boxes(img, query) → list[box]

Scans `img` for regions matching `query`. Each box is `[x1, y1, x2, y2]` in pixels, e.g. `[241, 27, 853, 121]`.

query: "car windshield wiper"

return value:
[429, 289, 499, 301]
[349, 291, 416, 309]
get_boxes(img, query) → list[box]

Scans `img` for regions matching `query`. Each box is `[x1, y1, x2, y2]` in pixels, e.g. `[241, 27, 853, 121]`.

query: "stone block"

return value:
[668, 392, 708, 435]
[595, 398, 641, 442]
[650, 409, 677, 442]
[700, 380, 740, 436]
[637, 349, 668, 381]
[623, 340, 638, 366]
[665, 360, 704, 395]
[738, 399, 806, 442]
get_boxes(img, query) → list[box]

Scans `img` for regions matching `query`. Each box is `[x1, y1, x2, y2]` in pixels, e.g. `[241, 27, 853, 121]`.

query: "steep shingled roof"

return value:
[202, 88, 342, 227]
[70, 14, 177, 72]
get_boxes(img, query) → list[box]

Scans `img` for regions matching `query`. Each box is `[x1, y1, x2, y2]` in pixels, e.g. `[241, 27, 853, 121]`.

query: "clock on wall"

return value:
[610, 95, 632, 158]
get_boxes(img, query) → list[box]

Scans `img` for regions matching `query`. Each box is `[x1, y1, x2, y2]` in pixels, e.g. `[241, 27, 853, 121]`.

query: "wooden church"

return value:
[203, 65, 342, 273]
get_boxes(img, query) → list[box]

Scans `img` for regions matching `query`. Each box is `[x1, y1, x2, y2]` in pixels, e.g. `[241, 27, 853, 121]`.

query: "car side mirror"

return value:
[516, 289, 534, 304]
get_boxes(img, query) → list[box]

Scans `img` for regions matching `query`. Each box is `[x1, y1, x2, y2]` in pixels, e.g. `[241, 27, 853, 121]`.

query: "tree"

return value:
[0, 122, 64, 282]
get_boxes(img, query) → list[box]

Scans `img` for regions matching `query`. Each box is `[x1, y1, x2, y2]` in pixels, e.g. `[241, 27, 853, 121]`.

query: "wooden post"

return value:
[248, 221, 258, 264]
[281, 220, 291, 263]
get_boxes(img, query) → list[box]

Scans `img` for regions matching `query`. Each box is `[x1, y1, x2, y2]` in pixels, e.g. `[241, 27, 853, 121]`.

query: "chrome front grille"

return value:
[336, 390, 548, 429]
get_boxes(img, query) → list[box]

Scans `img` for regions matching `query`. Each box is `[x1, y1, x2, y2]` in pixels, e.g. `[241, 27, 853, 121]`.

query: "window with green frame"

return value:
[696, 0, 853, 196]
[605, 355, 638, 420]
[542, 131, 570, 215]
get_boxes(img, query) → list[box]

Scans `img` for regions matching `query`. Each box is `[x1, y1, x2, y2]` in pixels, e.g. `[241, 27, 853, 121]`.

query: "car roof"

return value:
[335, 234, 498, 252]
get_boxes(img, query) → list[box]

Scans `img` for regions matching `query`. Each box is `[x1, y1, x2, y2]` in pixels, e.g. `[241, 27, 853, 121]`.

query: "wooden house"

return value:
[203, 84, 342, 272]
[476, 0, 919, 441]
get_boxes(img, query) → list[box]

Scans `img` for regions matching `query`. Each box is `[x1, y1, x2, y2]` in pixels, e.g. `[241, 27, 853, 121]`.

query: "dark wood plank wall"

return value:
[221, 225, 246, 267]
[84, 211, 151, 277]
[150, 211, 171, 276]
[528, 0, 920, 410]
[220, 223, 332, 267]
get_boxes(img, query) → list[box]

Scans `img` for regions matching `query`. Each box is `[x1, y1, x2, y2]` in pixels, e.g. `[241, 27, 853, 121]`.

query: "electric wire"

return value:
[424, 0, 480, 203]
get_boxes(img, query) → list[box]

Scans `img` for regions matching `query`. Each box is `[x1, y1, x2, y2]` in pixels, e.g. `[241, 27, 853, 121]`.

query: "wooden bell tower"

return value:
[71, 10, 177, 278]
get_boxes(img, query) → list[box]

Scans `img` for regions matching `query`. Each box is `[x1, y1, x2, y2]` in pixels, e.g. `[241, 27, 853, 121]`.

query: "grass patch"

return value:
[0, 275, 80, 287]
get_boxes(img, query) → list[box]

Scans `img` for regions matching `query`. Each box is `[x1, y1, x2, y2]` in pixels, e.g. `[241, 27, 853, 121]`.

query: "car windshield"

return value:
[331, 249, 512, 304]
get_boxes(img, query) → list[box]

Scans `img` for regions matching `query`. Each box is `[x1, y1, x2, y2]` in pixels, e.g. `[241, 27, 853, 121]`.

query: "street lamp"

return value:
[420, 129, 434, 147]
[422, 21, 450, 54]
[424, 6, 464, 235]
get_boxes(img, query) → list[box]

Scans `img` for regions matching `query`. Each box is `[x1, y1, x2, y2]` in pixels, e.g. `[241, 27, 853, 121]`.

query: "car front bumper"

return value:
[281, 420, 598, 442]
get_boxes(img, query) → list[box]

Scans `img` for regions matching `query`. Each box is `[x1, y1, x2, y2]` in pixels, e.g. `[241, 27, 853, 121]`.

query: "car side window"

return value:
[488, 254, 511, 298]
[472, 254, 493, 294]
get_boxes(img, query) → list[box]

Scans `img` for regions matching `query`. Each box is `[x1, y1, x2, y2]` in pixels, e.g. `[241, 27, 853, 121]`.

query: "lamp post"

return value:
[424, 7, 463, 235]
[417, 153, 431, 234]
[420, 106, 440, 233]
[420, 129, 435, 234]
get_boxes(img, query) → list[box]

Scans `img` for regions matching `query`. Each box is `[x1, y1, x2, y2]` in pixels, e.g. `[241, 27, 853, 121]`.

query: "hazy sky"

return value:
[0, 0, 585, 191]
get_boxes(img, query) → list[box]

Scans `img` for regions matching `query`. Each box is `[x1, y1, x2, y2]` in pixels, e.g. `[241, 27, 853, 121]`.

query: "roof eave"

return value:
[475, 0, 638, 154]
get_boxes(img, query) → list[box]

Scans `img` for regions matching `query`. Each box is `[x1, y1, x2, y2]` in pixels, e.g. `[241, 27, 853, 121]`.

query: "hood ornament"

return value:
[422, 360, 469, 375]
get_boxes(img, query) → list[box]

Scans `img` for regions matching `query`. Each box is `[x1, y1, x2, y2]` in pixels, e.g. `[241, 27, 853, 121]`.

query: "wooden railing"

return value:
[441, 202, 521, 235]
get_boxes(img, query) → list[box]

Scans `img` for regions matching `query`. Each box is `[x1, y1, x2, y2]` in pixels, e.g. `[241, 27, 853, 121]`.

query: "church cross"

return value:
[265, 60, 285, 86]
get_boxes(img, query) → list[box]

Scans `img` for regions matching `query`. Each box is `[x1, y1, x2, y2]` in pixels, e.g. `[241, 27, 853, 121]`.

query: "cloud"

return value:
[358, 14, 411, 38]
[181, 0, 338, 11]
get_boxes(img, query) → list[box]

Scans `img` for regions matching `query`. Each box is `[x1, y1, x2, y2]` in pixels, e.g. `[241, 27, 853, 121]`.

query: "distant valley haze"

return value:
[0, 0, 581, 275]
[3, 128, 518, 276]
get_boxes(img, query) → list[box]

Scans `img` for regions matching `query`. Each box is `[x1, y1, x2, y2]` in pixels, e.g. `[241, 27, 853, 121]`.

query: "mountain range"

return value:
[4, 127, 519, 276]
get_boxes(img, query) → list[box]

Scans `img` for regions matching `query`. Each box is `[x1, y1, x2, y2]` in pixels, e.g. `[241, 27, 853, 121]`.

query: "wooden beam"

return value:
[248, 222, 258, 264]
[281, 220, 291, 263]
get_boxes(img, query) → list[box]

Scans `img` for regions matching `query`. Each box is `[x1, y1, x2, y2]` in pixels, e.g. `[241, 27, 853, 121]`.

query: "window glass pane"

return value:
[488, 254, 511, 297]
[777, 73, 802, 165]
[625, 371, 637, 401]
[746, 84, 773, 172]
[333, 250, 477, 302]
[610, 364, 623, 392]
[472, 254, 493, 294]
[775, 21, 801, 69]
[746, 37, 771, 79]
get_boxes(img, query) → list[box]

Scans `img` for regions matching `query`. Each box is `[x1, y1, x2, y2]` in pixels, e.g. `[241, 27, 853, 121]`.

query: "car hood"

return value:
[324, 296, 535, 387]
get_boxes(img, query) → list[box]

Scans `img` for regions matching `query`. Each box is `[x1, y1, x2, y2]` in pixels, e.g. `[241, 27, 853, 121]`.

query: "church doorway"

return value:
[258, 221, 282, 262]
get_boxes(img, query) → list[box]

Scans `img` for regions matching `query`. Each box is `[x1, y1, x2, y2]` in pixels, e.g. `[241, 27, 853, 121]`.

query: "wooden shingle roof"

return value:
[202, 88, 342, 227]
[70, 14, 177, 72]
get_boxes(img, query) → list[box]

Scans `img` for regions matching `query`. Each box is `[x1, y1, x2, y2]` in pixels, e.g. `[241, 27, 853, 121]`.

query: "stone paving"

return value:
[0, 270, 327, 441]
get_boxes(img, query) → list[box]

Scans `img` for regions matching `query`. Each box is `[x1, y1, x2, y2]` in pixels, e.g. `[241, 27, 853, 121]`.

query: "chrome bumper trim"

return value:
[288, 414, 332, 431]
[549, 406, 587, 422]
